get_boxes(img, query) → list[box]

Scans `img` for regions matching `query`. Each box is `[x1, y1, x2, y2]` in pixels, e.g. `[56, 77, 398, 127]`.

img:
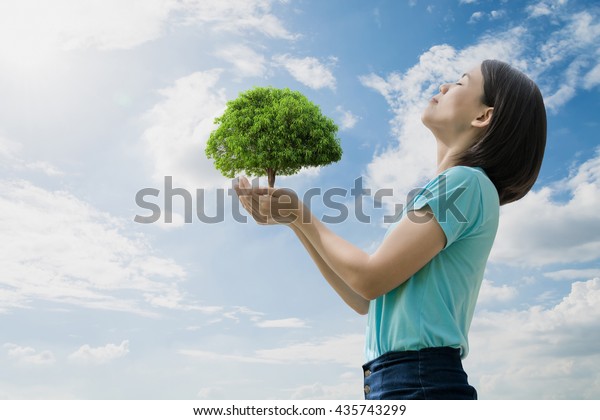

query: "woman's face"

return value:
[421, 64, 489, 140]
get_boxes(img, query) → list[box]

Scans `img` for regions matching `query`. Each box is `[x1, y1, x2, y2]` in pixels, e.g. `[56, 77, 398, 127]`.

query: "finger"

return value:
[233, 176, 252, 196]
[257, 195, 270, 217]
[244, 197, 262, 220]
[253, 187, 271, 195]
[239, 176, 250, 188]
[239, 192, 256, 213]
[233, 178, 248, 198]
[239, 195, 251, 211]
[234, 182, 270, 224]
[245, 192, 268, 223]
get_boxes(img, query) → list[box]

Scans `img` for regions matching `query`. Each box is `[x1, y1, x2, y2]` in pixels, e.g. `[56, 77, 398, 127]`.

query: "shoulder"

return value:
[441, 165, 484, 182]
[441, 166, 498, 199]
[420, 166, 484, 197]
[410, 166, 499, 216]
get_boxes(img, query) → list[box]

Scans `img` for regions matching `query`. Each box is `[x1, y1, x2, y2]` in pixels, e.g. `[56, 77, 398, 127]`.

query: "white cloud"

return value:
[290, 380, 361, 400]
[545, 269, 600, 281]
[179, 349, 281, 364]
[255, 334, 364, 367]
[216, 44, 267, 78]
[180, 334, 364, 368]
[223, 306, 265, 323]
[0, 0, 170, 66]
[0, 136, 63, 177]
[490, 149, 600, 267]
[526, 0, 568, 18]
[69, 340, 130, 364]
[526, 2, 553, 18]
[531, 11, 600, 110]
[468, 10, 505, 24]
[477, 280, 518, 306]
[0, 0, 295, 80]
[273, 54, 337, 90]
[255, 318, 308, 328]
[535, 12, 600, 69]
[336, 106, 359, 130]
[465, 278, 600, 399]
[212, 308, 310, 329]
[23, 161, 64, 177]
[142, 70, 229, 191]
[544, 58, 586, 111]
[0, 136, 19, 161]
[489, 10, 505, 20]
[468, 12, 484, 24]
[179, 0, 297, 40]
[0, 0, 295, 57]
[0, 177, 197, 315]
[197, 386, 224, 399]
[538, 10, 600, 107]
[583, 61, 600, 89]
[4, 343, 55, 365]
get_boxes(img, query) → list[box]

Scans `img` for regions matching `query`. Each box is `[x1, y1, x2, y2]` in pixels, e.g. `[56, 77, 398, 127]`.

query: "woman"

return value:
[233, 59, 546, 399]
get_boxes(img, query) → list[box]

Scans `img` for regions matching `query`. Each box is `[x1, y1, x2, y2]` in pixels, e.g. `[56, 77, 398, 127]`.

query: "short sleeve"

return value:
[410, 167, 482, 250]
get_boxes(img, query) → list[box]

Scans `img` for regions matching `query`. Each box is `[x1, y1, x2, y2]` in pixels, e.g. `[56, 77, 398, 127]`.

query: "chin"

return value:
[420, 111, 431, 129]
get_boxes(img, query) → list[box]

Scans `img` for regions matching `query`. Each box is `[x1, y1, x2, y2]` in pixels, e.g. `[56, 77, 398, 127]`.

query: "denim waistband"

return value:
[361, 347, 476, 400]
[363, 346, 461, 370]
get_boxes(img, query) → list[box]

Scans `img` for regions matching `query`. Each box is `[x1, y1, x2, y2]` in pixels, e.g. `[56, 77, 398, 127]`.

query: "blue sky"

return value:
[0, 0, 599, 399]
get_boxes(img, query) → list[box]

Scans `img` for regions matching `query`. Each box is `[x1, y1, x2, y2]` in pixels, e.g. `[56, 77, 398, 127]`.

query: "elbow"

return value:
[350, 274, 382, 302]
[353, 300, 369, 316]
[359, 288, 380, 302]
[355, 307, 369, 316]
[348, 260, 385, 301]
[352, 272, 409, 301]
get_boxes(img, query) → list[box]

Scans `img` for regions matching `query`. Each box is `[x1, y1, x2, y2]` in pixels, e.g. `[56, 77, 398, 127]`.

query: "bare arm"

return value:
[293, 205, 445, 300]
[289, 223, 369, 315]
[233, 176, 445, 303]
[233, 177, 368, 314]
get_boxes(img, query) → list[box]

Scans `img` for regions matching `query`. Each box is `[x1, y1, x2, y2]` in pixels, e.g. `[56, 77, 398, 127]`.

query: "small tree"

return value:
[206, 86, 342, 188]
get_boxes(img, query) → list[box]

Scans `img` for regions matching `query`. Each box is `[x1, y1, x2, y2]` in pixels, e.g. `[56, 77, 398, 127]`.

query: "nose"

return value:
[439, 83, 449, 94]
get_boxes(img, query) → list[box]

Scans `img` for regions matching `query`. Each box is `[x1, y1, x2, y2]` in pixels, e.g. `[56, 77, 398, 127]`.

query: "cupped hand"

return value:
[232, 176, 302, 226]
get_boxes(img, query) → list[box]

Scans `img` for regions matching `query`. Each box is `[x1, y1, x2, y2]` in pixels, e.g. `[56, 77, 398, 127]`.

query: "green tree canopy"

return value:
[205, 86, 342, 187]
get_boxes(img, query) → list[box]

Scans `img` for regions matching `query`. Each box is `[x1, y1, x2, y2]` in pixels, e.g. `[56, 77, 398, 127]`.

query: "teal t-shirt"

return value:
[365, 166, 499, 361]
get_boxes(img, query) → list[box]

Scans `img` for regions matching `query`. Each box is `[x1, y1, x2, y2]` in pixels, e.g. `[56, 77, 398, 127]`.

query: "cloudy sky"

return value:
[0, 0, 599, 400]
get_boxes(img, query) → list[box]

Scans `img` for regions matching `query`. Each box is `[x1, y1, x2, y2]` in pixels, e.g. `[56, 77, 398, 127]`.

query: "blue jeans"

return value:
[362, 347, 478, 400]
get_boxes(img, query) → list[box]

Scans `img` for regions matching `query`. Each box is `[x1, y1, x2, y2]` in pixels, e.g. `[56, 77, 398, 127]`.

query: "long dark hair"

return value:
[455, 59, 547, 205]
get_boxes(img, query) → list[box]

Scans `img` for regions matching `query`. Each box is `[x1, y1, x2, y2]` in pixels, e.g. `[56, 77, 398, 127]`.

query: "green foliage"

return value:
[205, 86, 342, 186]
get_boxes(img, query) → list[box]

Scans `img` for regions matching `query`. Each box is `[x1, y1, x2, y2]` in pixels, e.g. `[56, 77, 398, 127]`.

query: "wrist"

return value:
[292, 204, 310, 228]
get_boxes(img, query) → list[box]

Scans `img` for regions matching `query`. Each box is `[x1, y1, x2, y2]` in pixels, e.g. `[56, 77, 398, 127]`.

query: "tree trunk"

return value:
[266, 168, 276, 188]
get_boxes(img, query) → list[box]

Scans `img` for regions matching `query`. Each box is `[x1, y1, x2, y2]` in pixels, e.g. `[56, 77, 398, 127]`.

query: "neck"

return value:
[433, 129, 481, 175]
[435, 142, 457, 175]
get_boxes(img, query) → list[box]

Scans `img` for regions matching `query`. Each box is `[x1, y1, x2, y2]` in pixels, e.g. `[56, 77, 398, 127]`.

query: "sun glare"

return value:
[0, 4, 64, 81]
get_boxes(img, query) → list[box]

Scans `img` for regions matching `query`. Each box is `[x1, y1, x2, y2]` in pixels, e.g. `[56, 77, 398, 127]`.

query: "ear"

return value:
[471, 107, 493, 128]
